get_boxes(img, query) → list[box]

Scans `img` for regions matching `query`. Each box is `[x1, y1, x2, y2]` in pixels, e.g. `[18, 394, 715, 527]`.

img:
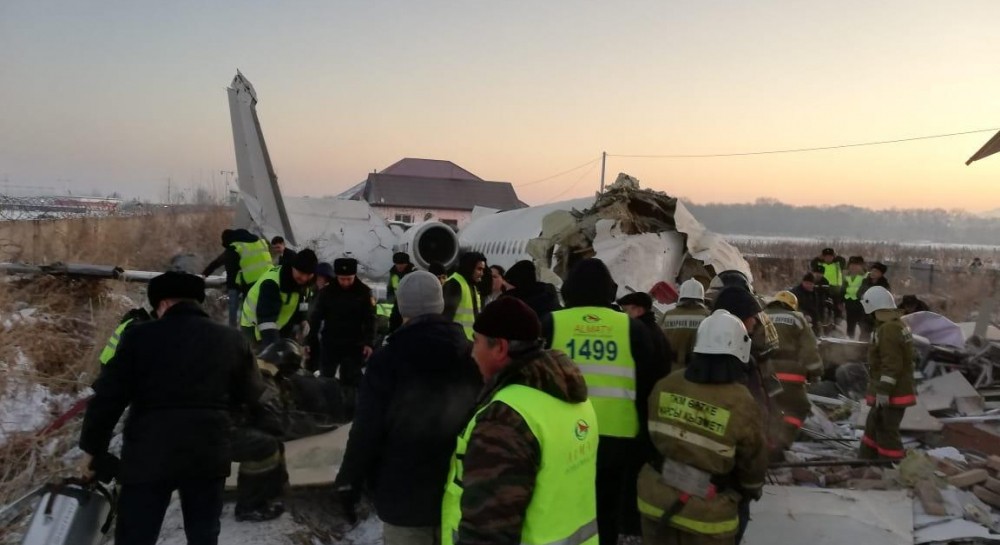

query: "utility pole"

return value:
[599, 151, 607, 193]
[167, 177, 172, 204]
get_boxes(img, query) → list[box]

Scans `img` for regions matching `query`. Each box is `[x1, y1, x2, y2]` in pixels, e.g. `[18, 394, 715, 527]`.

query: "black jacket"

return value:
[860, 276, 891, 296]
[638, 311, 673, 370]
[278, 247, 297, 267]
[80, 302, 264, 484]
[501, 282, 561, 320]
[256, 265, 310, 345]
[307, 279, 376, 347]
[791, 284, 824, 331]
[203, 229, 261, 290]
[335, 315, 482, 526]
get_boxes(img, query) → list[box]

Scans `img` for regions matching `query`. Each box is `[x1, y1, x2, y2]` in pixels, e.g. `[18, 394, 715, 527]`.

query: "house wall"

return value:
[372, 206, 472, 229]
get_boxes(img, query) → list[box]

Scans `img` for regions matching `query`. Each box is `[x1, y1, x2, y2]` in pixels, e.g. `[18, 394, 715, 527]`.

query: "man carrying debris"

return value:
[543, 258, 666, 545]
[203, 228, 273, 327]
[240, 249, 318, 348]
[333, 271, 482, 543]
[387, 251, 415, 302]
[858, 286, 916, 461]
[637, 310, 767, 545]
[306, 257, 376, 419]
[444, 251, 487, 340]
[842, 256, 867, 340]
[660, 279, 711, 371]
[763, 291, 823, 452]
[443, 297, 599, 545]
[618, 291, 674, 370]
[79, 272, 265, 545]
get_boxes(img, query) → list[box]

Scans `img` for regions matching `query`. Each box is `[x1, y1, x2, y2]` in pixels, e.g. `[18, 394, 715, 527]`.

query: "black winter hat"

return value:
[334, 257, 358, 275]
[505, 260, 537, 289]
[801, 272, 816, 283]
[822, 248, 836, 256]
[712, 287, 761, 320]
[617, 292, 653, 311]
[392, 252, 411, 265]
[870, 262, 888, 274]
[848, 255, 865, 265]
[427, 262, 447, 277]
[473, 297, 541, 341]
[292, 249, 318, 274]
[562, 258, 617, 308]
[315, 262, 335, 280]
[148, 271, 205, 308]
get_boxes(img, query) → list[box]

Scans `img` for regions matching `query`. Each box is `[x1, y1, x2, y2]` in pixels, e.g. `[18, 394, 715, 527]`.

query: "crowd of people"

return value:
[76, 235, 917, 545]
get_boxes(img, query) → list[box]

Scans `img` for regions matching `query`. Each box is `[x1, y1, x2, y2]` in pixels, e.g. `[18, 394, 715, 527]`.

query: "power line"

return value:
[542, 160, 600, 204]
[516, 156, 602, 187]
[607, 127, 1000, 159]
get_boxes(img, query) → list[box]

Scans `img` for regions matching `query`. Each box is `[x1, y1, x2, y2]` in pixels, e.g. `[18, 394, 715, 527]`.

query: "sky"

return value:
[2, 1, 1000, 211]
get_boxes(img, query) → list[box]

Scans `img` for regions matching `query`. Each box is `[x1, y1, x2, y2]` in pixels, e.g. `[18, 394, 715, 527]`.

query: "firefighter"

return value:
[763, 291, 823, 452]
[858, 286, 916, 461]
[387, 252, 415, 302]
[638, 310, 767, 545]
[542, 258, 667, 545]
[306, 257, 376, 420]
[442, 297, 599, 545]
[240, 249, 317, 348]
[203, 228, 272, 326]
[444, 252, 487, 340]
[660, 279, 711, 371]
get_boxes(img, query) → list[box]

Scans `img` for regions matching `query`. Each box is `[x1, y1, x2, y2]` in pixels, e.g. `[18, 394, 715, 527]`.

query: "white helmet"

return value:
[861, 286, 896, 314]
[693, 310, 752, 363]
[678, 279, 705, 301]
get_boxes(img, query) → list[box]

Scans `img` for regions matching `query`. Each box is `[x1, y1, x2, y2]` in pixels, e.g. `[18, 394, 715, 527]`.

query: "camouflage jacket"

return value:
[456, 349, 589, 545]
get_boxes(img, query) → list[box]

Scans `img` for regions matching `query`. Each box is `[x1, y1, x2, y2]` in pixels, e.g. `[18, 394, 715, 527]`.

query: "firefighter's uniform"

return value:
[660, 303, 711, 371]
[859, 310, 915, 460]
[763, 304, 822, 450]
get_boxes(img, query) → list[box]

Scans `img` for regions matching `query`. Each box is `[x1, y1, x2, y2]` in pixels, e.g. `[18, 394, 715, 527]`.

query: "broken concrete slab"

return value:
[974, 485, 1000, 509]
[943, 423, 1000, 457]
[948, 469, 989, 489]
[914, 518, 1000, 544]
[743, 486, 912, 545]
[916, 371, 985, 415]
[915, 480, 948, 516]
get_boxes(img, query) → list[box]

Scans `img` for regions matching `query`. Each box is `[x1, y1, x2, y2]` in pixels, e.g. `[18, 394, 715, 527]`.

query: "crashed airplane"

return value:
[226, 71, 750, 292]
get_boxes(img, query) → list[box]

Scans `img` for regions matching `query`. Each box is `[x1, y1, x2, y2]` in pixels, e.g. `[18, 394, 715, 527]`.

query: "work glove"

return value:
[332, 484, 360, 525]
[875, 393, 890, 407]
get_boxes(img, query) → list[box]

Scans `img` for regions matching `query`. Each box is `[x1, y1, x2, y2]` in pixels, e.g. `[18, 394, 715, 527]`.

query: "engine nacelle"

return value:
[396, 221, 459, 270]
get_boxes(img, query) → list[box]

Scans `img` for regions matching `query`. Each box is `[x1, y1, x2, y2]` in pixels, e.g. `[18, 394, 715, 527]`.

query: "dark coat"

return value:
[80, 302, 264, 484]
[501, 282, 562, 320]
[277, 247, 297, 267]
[202, 229, 261, 290]
[307, 279, 376, 348]
[256, 264, 310, 345]
[638, 311, 674, 370]
[335, 315, 482, 526]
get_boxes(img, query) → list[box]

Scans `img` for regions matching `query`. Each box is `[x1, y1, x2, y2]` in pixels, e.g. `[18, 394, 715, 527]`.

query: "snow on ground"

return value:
[0, 352, 76, 447]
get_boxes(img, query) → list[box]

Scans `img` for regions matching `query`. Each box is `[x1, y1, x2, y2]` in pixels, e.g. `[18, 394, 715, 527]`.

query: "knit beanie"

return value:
[397, 271, 445, 319]
[473, 297, 541, 341]
[293, 249, 318, 274]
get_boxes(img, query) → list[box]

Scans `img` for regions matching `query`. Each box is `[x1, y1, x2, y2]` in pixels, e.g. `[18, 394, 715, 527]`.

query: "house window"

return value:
[394, 213, 413, 223]
[442, 219, 458, 229]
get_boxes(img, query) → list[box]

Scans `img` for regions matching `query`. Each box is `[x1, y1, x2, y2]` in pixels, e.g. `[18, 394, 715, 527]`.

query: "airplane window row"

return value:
[470, 240, 528, 256]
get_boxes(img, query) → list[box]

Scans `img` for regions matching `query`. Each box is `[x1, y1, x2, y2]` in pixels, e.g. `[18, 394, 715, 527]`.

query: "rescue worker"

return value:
[618, 291, 674, 370]
[637, 310, 767, 545]
[660, 279, 711, 371]
[387, 251, 415, 302]
[763, 291, 823, 452]
[444, 252, 487, 340]
[333, 271, 482, 541]
[791, 273, 823, 335]
[306, 257, 376, 419]
[98, 307, 151, 365]
[542, 258, 667, 545]
[203, 228, 272, 327]
[428, 261, 449, 285]
[502, 259, 561, 320]
[859, 286, 916, 461]
[240, 249, 318, 348]
[232, 339, 344, 522]
[79, 272, 264, 545]
[842, 256, 867, 339]
[859, 262, 891, 339]
[443, 297, 599, 545]
[271, 235, 297, 266]
[304, 262, 335, 373]
[810, 248, 846, 321]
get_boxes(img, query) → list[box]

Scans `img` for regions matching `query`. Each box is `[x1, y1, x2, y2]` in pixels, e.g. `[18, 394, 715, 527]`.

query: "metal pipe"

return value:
[769, 459, 895, 469]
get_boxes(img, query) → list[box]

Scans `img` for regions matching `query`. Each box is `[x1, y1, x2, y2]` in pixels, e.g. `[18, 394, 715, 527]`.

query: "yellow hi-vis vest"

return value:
[448, 273, 480, 340]
[99, 318, 134, 365]
[442, 384, 599, 545]
[550, 307, 638, 438]
[820, 262, 843, 288]
[240, 267, 300, 340]
[844, 274, 866, 301]
[232, 239, 273, 289]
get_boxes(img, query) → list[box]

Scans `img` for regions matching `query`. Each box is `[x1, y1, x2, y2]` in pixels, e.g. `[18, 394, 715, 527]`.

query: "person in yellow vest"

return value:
[444, 252, 487, 340]
[810, 248, 847, 325]
[443, 297, 599, 545]
[387, 252, 415, 303]
[762, 291, 822, 452]
[98, 307, 152, 366]
[542, 258, 668, 545]
[842, 256, 867, 339]
[637, 310, 768, 545]
[660, 279, 711, 372]
[203, 229, 272, 326]
[858, 286, 916, 461]
[240, 249, 318, 348]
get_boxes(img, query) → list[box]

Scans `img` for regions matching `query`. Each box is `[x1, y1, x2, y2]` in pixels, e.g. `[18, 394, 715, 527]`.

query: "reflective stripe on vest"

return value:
[442, 384, 599, 545]
[240, 267, 301, 340]
[820, 262, 843, 287]
[637, 498, 739, 536]
[99, 318, 134, 365]
[550, 307, 638, 438]
[232, 239, 273, 288]
[448, 273, 480, 341]
[775, 372, 806, 384]
[844, 274, 865, 300]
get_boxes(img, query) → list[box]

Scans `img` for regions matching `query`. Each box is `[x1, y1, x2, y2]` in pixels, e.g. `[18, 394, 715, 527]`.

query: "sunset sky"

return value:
[3, 1, 1000, 210]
